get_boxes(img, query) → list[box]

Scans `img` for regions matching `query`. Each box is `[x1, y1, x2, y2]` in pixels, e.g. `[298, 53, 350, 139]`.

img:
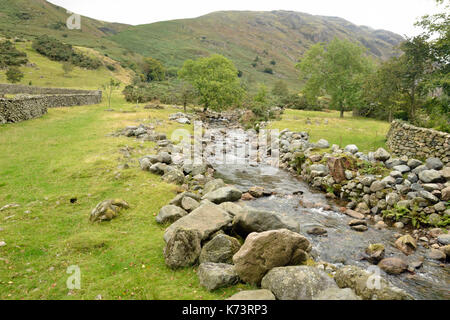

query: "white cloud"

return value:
[47, 0, 443, 36]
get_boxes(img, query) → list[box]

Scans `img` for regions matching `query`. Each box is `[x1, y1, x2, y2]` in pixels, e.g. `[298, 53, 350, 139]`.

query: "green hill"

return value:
[109, 10, 404, 90]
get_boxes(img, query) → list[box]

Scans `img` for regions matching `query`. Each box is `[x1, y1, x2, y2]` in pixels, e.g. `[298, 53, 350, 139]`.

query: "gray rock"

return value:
[407, 173, 418, 183]
[393, 165, 410, 173]
[169, 192, 201, 206]
[89, 199, 129, 223]
[261, 266, 337, 300]
[370, 181, 386, 192]
[378, 257, 408, 275]
[202, 186, 242, 204]
[437, 234, 450, 245]
[334, 266, 412, 300]
[156, 205, 188, 224]
[162, 169, 185, 185]
[197, 263, 239, 291]
[407, 159, 422, 169]
[361, 175, 376, 187]
[233, 208, 301, 236]
[164, 228, 202, 269]
[419, 170, 443, 183]
[313, 287, 361, 300]
[203, 179, 226, 195]
[344, 144, 359, 154]
[164, 202, 232, 243]
[219, 202, 246, 217]
[426, 157, 444, 170]
[316, 139, 330, 149]
[385, 158, 405, 169]
[374, 148, 391, 161]
[233, 229, 311, 285]
[418, 190, 439, 203]
[412, 165, 428, 175]
[149, 163, 167, 175]
[181, 196, 200, 212]
[200, 234, 241, 264]
[227, 290, 276, 300]
[386, 193, 400, 206]
[157, 151, 172, 164]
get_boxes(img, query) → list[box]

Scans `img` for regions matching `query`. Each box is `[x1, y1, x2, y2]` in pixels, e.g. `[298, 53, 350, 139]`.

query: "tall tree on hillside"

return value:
[102, 78, 121, 109]
[296, 38, 371, 118]
[178, 54, 243, 112]
[6, 67, 24, 84]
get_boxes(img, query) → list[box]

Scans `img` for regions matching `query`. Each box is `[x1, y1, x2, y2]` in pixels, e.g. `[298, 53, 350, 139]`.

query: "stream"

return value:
[207, 128, 449, 300]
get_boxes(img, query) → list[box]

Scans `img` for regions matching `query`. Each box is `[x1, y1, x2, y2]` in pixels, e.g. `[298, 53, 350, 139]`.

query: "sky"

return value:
[47, 0, 443, 37]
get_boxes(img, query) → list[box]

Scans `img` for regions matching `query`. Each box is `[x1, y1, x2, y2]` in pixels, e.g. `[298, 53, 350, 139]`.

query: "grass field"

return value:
[0, 95, 255, 300]
[269, 109, 391, 153]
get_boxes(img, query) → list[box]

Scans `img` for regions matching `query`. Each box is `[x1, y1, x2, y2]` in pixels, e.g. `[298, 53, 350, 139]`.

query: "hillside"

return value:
[109, 10, 404, 90]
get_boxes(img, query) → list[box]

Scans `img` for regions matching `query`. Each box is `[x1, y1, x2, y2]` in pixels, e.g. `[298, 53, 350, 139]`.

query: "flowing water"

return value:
[208, 128, 449, 300]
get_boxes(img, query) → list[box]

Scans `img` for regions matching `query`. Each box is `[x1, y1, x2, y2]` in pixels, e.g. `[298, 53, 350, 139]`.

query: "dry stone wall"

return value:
[387, 120, 450, 165]
[0, 84, 102, 124]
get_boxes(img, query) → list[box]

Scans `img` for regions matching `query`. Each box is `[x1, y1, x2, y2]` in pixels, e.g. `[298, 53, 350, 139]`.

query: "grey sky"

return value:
[47, 0, 442, 37]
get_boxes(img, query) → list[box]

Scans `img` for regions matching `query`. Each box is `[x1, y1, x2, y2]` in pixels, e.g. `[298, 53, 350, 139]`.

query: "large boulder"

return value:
[334, 266, 412, 300]
[164, 227, 202, 269]
[232, 208, 300, 236]
[316, 139, 330, 149]
[313, 287, 361, 300]
[202, 186, 242, 204]
[162, 169, 185, 185]
[378, 257, 408, 275]
[156, 205, 188, 224]
[233, 229, 311, 285]
[219, 202, 246, 217]
[203, 179, 226, 195]
[164, 202, 232, 243]
[199, 234, 241, 264]
[419, 170, 443, 183]
[426, 157, 444, 170]
[89, 199, 129, 223]
[169, 192, 201, 207]
[197, 263, 239, 291]
[227, 290, 276, 300]
[181, 196, 200, 212]
[344, 145, 359, 154]
[261, 266, 338, 300]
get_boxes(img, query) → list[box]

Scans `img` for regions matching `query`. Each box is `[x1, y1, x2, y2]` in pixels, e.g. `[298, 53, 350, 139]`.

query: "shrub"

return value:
[263, 67, 273, 74]
[6, 67, 24, 83]
[0, 40, 28, 69]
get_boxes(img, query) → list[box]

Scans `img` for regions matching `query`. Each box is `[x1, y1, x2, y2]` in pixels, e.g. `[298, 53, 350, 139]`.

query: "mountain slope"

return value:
[109, 10, 404, 89]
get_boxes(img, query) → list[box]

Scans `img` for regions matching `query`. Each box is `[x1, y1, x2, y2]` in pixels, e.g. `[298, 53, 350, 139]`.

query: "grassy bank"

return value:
[269, 109, 390, 153]
[0, 96, 253, 300]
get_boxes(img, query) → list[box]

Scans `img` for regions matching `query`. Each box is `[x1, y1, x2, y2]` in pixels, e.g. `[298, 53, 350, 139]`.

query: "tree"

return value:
[177, 81, 195, 113]
[0, 40, 28, 69]
[102, 78, 121, 109]
[296, 38, 371, 118]
[178, 54, 243, 112]
[62, 62, 74, 77]
[142, 57, 166, 82]
[272, 80, 289, 98]
[6, 67, 24, 83]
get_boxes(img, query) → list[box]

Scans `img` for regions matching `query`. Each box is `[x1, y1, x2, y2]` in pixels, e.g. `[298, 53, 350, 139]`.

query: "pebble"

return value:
[0, 241, 6, 247]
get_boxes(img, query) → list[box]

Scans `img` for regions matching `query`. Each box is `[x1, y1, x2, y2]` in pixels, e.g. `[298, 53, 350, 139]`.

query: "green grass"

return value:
[0, 96, 254, 300]
[269, 109, 390, 153]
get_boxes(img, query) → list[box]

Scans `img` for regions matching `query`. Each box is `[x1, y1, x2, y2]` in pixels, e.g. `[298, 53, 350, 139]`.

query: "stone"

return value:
[386, 192, 400, 206]
[437, 234, 450, 245]
[156, 205, 188, 224]
[441, 186, 450, 201]
[313, 287, 361, 300]
[233, 208, 301, 236]
[197, 263, 239, 291]
[418, 190, 439, 203]
[219, 202, 246, 217]
[199, 234, 241, 264]
[361, 175, 376, 187]
[327, 157, 353, 183]
[227, 290, 276, 300]
[162, 169, 185, 185]
[248, 186, 265, 198]
[426, 157, 444, 170]
[202, 186, 243, 204]
[440, 245, 450, 257]
[344, 209, 365, 220]
[149, 163, 167, 175]
[89, 199, 129, 223]
[348, 219, 367, 227]
[370, 181, 385, 193]
[316, 139, 330, 149]
[306, 227, 328, 236]
[419, 170, 443, 183]
[407, 173, 419, 183]
[351, 225, 368, 232]
[395, 235, 417, 255]
[344, 144, 359, 154]
[203, 179, 225, 195]
[261, 266, 338, 300]
[394, 222, 404, 229]
[393, 165, 410, 173]
[407, 159, 422, 169]
[164, 228, 202, 269]
[334, 265, 412, 300]
[427, 249, 446, 261]
[374, 148, 391, 161]
[169, 192, 201, 206]
[181, 197, 200, 212]
[378, 258, 408, 275]
[157, 151, 172, 164]
[241, 193, 255, 201]
[164, 202, 232, 243]
[442, 167, 450, 180]
[233, 229, 311, 285]
[365, 244, 385, 264]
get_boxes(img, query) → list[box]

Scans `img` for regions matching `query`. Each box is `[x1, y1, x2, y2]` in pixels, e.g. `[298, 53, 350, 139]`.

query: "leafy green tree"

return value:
[0, 40, 28, 69]
[6, 67, 24, 83]
[102, 78, 121, 109]
[177, 81, 195, 113]
[142, 57, 166, 82]
[178, 54, 243, 111]
[297, 38, 371, 118]
[272, 80, 289, 98]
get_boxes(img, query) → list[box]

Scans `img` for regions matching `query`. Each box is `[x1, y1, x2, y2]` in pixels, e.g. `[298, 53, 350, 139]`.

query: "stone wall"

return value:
[387, 120, 450, 165]
[0, 92, 102, 124]
[0, 83, 98, 95]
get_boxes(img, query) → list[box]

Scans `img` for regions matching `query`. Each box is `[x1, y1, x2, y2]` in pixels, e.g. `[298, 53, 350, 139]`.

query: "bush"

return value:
[263, 67, 273, 74]
[6, 67, 24, 83]
[32, 36, 101, 70]
[0, 40, 28, 69]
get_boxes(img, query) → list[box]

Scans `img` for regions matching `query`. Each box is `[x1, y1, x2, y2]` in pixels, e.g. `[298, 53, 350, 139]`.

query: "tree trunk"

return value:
[340, 104, 344, 118]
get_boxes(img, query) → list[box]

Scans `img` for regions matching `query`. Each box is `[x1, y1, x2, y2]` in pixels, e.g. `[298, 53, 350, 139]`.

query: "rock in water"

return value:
[164, 228, 202, 269]
[233, 229, 311, 285]
[90, 199, 129, 222]
[395, 235, 417, 255]
[227, 290, 276, 300]
[365, 244, 385, 264]
[378, 258, 408, 275]
[163, 202, 232, 243]
[156, 205, 188, 224]
[261, 266, 338, 300]
[200, 234, 241, 264]
[202, 186, 242, 204]
[197, 263, 239, 291]
[334, 266, 412, 300]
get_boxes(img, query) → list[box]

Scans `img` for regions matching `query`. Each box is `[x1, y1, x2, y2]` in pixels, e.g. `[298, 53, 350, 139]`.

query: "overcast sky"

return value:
[47, 0, 442, 37]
